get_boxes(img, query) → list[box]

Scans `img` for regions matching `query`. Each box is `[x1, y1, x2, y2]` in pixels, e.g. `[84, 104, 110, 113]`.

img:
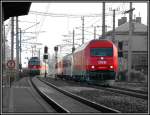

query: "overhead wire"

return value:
[36, 3, 50, 38]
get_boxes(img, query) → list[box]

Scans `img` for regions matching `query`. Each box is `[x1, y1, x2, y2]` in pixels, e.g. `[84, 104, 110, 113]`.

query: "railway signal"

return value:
[54, 46, 58, 52]
[43, 46, 48, 60]
[54, 46, 58, 80]
[118, 41, 123, 57]
[43, 54, 48, 59]
[44, 46, 48, 54]
[43, 46, 48, 77]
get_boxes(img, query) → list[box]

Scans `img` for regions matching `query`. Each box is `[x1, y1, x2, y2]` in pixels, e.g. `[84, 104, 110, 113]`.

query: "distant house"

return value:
[105, 17, 148, 74]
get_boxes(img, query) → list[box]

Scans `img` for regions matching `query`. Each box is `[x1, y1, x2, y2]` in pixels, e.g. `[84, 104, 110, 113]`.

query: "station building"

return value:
[105, 17, 148, 75]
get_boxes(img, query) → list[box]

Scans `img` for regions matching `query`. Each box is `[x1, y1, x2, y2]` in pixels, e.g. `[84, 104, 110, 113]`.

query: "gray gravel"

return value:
[39, 77, 148, 113]
[113, 81, 148, 92]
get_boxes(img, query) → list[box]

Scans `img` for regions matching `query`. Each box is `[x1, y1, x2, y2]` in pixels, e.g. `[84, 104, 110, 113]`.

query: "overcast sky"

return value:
[4, 2, 148, 67]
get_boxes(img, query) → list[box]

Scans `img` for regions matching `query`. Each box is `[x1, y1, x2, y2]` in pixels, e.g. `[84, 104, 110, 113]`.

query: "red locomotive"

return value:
[56, 40, 118, 85]
[28, 57, 48, 76]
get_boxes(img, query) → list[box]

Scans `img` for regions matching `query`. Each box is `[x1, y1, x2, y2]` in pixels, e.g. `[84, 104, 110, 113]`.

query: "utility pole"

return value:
[109, 7, 119, 43]
[16, 16, 19, 81]
[11, 17, 14, 60]
[94, 26, 96, 39]
[31, 46, 34, 57]
[128, 2, 133, 81]
[19, 28, 22, 71]
[124, 2, 135, 81]
[2, 25, 6, 75]
[72, 29, 75, 53]
[112, 9, 115, 42]
[72, 29, 75, 78]
[102, 2, 105, 39]
[81, 16, 84, 44]
[38, 48, 41, 60]
[1, 6, 3, 80]
[3, 25, 5, 58]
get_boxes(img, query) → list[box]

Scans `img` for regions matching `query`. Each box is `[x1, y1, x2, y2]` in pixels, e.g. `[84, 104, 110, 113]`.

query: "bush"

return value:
[117, 69, 147, 82]
[125, 69, 146, 82]
[117, 70, 127, 81]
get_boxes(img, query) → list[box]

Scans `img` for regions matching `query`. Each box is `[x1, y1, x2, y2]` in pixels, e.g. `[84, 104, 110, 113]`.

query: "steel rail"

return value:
[92, 84, 148, 100]
[104, 86, 148, 100]
[39, 78, 120, 113]
[111, 86, 148, 94]
[30, 77, 69, 113]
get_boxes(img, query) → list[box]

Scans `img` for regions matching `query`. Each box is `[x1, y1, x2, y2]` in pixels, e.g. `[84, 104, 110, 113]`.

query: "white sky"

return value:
[4, 2, 148, 67]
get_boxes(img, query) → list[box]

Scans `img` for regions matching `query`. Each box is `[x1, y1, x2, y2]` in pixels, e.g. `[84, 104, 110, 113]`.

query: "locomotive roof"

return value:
[74, 41, 89, 53]
[74, 39, 113, 53]
[61, 39, 113, 60]
[29, 57, 40, 60]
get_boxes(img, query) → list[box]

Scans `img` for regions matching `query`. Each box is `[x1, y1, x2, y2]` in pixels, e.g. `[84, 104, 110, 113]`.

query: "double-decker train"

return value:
[28, 57, 48, 76]
[55, 40, 118, 86]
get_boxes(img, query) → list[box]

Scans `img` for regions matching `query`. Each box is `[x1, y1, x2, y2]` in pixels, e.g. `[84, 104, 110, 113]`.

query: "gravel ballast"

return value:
[39, 76, 148, 113]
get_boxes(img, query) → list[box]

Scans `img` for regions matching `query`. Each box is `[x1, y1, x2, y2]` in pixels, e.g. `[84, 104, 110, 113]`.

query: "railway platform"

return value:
[2, 77, 55, 113]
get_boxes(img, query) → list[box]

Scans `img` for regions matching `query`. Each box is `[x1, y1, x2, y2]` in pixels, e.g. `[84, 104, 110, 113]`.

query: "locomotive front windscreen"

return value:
[28, 57, 40, 65]
[90, 48, 113, 56]
[28, 60, 40, 65]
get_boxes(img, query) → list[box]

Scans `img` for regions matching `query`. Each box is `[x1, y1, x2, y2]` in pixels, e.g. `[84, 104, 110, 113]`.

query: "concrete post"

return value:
[102, 2, 105, 39]
[128, 2, 133, 81]
[81, 16, 84, 44]
[11, 17, 14, 60]
[16, 16, 19, 81]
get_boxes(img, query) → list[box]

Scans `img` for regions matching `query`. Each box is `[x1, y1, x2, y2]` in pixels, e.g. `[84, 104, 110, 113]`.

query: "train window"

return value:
[90, 48, 113, 56]
[28, 61, 40, 65]
[30, 57, 39, 60]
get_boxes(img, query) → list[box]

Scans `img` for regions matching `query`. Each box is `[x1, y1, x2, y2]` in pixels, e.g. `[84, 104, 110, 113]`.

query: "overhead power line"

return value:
[21, 42, 43, 45]
[30, 11, 124, 18]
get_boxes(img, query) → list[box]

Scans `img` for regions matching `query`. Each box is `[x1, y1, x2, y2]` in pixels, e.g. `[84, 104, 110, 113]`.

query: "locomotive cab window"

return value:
[90, 48, 113, 56]
[28, 61, 40, 65]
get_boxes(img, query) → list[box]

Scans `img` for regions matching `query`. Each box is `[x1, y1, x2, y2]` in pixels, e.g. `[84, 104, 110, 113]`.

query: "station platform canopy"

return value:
[2, 2, 31, 21]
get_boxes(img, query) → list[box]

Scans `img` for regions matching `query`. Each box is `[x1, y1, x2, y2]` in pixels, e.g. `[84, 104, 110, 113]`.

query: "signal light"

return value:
[54, 46, 58, 52]
[118, 41, 123, 50]
[118, 41, 123, 57]
[44, 46, 48, 53]
[118, 51, 123, 57]
[43, 54, 48, 59]
[72, 47, 75, 52]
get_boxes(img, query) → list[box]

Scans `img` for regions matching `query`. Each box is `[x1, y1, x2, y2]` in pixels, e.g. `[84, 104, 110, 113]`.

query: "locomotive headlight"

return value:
[110, 65, 113, 69]
[91, 65, 95, 69]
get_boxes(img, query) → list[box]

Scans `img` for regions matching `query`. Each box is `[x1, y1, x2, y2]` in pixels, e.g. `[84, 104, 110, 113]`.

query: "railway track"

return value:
[31, 77, 120, 113]
[56, 77, 148, 100]
[109, 86, 148, 100]
[61, 77, 148, 100]
[111, 85, 148, 94]
[92, 85, 148, 100]
[39, 76, 148, 100]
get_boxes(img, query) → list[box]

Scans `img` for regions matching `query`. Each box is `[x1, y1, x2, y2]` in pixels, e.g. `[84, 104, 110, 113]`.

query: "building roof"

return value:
[115, 22, 147, 32]
[105, 22, 147, 36]
[2, 2, 31, 21]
